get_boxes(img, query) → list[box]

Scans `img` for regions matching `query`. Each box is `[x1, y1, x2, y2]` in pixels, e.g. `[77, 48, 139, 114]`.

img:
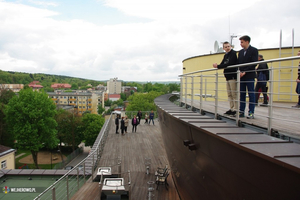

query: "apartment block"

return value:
[48, 91, 104, 115]
[107, 78, 121, 94]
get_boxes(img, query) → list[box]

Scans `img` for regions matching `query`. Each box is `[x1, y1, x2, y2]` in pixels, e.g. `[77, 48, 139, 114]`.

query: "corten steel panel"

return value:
[219, 134, 290, 144]
[202, 127, 260, 135]
[177, 116, 211, 119]
[190, 122, 237, 128]
[181, 119, 227, 123]
[155, 94, 300, 200]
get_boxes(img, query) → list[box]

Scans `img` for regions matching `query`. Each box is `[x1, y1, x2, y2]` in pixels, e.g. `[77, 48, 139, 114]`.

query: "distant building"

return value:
[51, 83, 71, 89]
[0, 84, 24, 92]
[48, 90, 104, 115]
[0, 145, 15, 170]
[108, 94, 120, 102]
[28, 81, 43, 91]
[107, 78, 122, 94]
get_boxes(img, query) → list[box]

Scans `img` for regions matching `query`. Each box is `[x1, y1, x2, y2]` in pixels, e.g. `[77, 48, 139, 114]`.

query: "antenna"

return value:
[214, 41, 219, 53]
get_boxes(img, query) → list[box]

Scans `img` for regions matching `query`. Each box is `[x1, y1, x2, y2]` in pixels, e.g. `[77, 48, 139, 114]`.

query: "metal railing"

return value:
[34, 114, 112, 200]
[179, 56, 300, 137]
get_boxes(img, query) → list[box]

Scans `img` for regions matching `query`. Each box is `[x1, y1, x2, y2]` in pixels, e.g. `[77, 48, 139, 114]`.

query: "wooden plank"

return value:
[71, 119, 180, 200]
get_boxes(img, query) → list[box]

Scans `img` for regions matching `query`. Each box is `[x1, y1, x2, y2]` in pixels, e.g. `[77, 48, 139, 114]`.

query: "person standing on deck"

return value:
[124, 116, 129, 133]
[149, 110, 155, 125]
[237, 35, 258, 119]
[120, 117, 125, 135]
[132, 115, 138, 132]
[213, 41, 238, 116]
[255, 54, 269, 106]
[144, 113, 148, 124]
[292, 50, 300, 108]
[137, 110, 142, 124]
[115, 114, 120, 134]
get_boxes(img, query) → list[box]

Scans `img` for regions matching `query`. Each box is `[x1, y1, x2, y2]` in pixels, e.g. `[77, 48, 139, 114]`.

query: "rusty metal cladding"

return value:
[155, 94, 300, 200]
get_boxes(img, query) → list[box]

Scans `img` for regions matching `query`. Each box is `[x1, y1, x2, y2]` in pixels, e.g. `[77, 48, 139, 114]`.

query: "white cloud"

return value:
[0, 0, 299, 82]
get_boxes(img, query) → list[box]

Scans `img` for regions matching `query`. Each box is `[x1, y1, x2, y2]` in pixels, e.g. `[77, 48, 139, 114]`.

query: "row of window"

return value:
[51, 96, 90, 99]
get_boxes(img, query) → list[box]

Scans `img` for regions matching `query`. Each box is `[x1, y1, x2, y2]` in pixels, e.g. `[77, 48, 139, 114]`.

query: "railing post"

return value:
[267, 63, 274, 135]
[205, 78, 207, 101]
[185, 77, 188, 108]
[236, 70, 241, 126]
[191, 76, 194, 110]
[52, 187, 56, 200]
[180, 77, 183, 105]
[200, 75, 203, 113]
[215, 71, 218, 119]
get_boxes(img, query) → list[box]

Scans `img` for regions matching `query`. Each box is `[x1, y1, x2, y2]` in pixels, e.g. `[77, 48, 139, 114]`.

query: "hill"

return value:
[0, 70, 105, 92]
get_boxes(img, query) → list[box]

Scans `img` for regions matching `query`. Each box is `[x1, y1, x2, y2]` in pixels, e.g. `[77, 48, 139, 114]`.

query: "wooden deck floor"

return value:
[71, 119, 180, 200]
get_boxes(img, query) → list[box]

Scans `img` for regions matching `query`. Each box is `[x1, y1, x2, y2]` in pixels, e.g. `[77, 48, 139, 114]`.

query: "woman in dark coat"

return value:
[131, 115, 138, 133]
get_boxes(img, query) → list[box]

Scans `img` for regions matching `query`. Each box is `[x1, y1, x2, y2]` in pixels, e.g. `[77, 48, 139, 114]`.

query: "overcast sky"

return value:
[0, 0, 299, 82]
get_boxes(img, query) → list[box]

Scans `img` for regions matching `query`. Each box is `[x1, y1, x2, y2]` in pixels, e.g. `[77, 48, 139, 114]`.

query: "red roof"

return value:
[51, 83, 72, 89]
[109, 94, 120, 98]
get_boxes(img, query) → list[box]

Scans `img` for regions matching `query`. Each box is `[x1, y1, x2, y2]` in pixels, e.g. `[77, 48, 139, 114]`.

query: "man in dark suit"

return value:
[237, 35, 258, 119]
[213, 41, 238, 116]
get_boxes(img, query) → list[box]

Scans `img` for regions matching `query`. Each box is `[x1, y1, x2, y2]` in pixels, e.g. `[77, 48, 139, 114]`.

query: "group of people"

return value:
[115, 110, 155, 134]
[213, 35, 269, 119]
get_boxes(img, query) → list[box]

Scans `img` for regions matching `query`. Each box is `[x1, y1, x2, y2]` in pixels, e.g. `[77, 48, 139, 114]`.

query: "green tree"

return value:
[0, 88, 16, 146]
[98, 105, 105, 115]
[81, 113, 105, 146]
[126, 91, 163, 112]
[55, 109, 83, 152]
[120, 93, 126, 101]
[71, 83, 78, 90]
[104, 99, 112, 106]
[4, 88, 58, 169]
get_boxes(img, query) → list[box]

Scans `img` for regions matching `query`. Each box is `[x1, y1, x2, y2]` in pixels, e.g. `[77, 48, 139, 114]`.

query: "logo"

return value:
[2, 186, 10, 194]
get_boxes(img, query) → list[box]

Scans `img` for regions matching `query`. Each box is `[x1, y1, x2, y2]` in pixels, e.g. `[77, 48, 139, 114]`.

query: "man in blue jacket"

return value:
[237, 35, 258, 119]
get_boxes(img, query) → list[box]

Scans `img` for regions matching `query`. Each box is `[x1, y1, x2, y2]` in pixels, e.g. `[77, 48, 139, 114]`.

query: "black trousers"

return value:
[255, 82, 268, 104]
[116, 125, 119, 133]
[132, 125, 137, 132]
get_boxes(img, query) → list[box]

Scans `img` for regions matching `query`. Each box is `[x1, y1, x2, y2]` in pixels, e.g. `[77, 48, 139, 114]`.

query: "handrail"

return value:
[179, 55, 300, 138]
[179, 56, 300, 76]
[34, 114, 112, 200]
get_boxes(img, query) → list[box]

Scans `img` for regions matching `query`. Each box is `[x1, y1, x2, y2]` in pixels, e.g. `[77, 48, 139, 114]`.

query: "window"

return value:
[70, 101, 72, 103]
[64, 96, 67, 99]
[83, 106, 85, 108]
[60, 101, 62, 103]
[79, 106, 82, 108]
[1, 160, 7, 169]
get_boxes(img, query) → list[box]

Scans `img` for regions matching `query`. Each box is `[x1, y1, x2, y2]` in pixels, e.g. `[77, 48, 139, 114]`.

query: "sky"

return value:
[0, 0, 299, 82]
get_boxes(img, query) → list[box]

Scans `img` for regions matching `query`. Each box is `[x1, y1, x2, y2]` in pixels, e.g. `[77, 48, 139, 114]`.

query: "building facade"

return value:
[48, 91, 104, 115]
[107, 78, 122, 94]
[0, 145, 15, 170]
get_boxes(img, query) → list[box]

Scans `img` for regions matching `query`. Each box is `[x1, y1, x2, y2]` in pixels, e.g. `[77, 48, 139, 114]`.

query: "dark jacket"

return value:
[121, 119, 125, 129]
[132, 118, 138, 125]
[217, 49, 238, 80]
[238, 45, 258, 80]
[115, 117, 119, 125]
[256, 59, 269, 81]
[137, 111, 142, 120]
